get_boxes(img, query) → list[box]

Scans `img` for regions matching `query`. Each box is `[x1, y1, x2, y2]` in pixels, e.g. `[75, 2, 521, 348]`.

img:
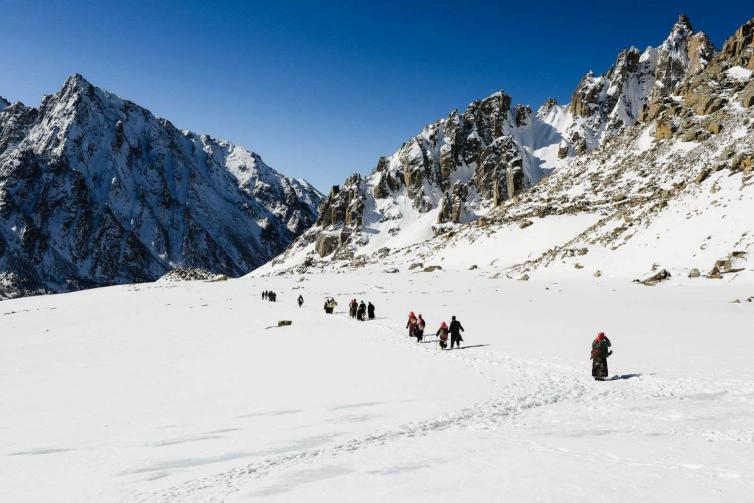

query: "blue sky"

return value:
[0, 1, 751, 190]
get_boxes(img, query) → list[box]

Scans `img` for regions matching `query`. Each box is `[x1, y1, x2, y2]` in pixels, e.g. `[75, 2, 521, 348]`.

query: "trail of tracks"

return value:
[127, 306, 752, 502]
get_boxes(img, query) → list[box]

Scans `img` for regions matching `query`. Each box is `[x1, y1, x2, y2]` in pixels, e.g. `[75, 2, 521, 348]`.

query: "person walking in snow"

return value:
[367, 302, 375, 320]
[436, 321, 449, 350]
[349, 299, 358, 319]
[298, 295, 304, 307]
[416, 314, 426, 342]
[591, 332, 612, 381]
[324, 298, 337, 314]
[262, 291, 267, 300]
[406, 312, 418, 338]
[357, 301, 366, 321]
[449, 315, 464, 349]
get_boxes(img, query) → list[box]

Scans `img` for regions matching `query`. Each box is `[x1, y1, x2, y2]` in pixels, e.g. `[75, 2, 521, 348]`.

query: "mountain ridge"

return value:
[259, 15, 754, 281]
[0, 74, 323, 298]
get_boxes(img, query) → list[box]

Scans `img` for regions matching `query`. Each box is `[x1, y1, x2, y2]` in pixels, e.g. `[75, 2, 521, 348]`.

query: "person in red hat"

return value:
[591, 332, 612, 380]
[436, 321, 449, 350]
[406, 311, 418, 338]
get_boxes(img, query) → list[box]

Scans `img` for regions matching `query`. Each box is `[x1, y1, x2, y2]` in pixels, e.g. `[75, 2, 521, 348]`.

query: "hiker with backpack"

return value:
[416, 314, 426, 342]
[298, 295, 304, 307]
[591, 332, 612, 381]
[406, 312, 418, 338]
[436, 321, 449, 350]
[449, 315, 464, 349]
[367, 302, 375, 320]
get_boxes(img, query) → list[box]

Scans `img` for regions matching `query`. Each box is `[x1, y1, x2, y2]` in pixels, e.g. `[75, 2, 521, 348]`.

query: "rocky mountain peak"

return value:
[566, 14, 715, 153]
[262, 14, 754, 275]
[63, 73, 93, 92]
[0, 75, 323, 298]
[673, 14, 693, 35]
[537, 98, 558, 115]
[0, 97, 9, 111]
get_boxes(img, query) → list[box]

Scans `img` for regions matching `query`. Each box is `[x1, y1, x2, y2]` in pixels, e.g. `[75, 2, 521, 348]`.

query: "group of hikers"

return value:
[260, 289, 615, 378]
[323, 297, 337, 314]
[348, 299, 375, 321]
[262, 290, 277, 302]
[406, 312, 464, 350]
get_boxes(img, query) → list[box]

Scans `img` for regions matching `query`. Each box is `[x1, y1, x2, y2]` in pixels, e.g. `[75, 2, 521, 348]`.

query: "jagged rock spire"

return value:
[676, 14, 693, 32]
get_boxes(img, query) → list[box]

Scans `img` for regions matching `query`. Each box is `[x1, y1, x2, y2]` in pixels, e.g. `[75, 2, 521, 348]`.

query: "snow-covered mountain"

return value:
[566, 15, 714, 152]
[0, 75, 323, 298]
[261, 15, 754, 281]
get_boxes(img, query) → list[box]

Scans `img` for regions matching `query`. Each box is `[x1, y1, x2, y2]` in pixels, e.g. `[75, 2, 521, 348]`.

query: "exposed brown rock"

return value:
[655, 118, 674, 139]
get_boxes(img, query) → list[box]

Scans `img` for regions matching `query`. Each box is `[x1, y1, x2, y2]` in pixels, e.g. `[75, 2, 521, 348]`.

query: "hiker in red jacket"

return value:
[436, 321, 449, 350]
[406, 311, 418, 338]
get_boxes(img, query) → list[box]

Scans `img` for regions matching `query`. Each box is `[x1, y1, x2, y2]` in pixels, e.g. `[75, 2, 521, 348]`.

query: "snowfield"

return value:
[2, 272, 753, 502]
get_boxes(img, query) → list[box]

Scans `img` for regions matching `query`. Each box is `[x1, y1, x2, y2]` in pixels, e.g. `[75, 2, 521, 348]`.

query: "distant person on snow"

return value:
[591, 332, 612, 381]
[324, 298, 337, 314]
[406, 312, 418, 338]
[367, 302, 375, 320]
[449, 315, 464, 349]
[298, 295, 304, 307]
[262, 291, 267, 300]
[357, 301, 366, 321]
[349, 299, 358, 319]
[436, 321, 449, 350]
[416, 314, 426, 342]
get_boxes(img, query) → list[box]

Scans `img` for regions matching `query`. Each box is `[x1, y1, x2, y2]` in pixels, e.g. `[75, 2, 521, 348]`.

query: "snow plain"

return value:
[2, 271, 753, 502]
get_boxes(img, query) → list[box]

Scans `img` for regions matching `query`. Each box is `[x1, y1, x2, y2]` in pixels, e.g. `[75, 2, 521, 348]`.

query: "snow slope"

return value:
[1, 272, 753, 501]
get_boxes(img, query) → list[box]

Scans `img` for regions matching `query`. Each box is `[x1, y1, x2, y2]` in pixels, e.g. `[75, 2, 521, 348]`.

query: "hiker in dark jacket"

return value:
[449, 316, 464, 349]
[416, 314, 426, 342]
[262, 291, 267, 300]
[591, 332, 612, 380]
[367, 302, 375, 320]
[349, 299, 358, 318]
[298, 295, 304, 307]
[436, 321, 449, 350]
[357, 301, 366, 321]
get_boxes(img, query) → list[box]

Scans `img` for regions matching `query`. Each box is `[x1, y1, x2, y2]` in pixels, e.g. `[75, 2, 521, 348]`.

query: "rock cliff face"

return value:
[261, 15, 754, 277]
[280, 89, 564, 264]
[568, 15, 714, 152]
[0, 75, 322, 298]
